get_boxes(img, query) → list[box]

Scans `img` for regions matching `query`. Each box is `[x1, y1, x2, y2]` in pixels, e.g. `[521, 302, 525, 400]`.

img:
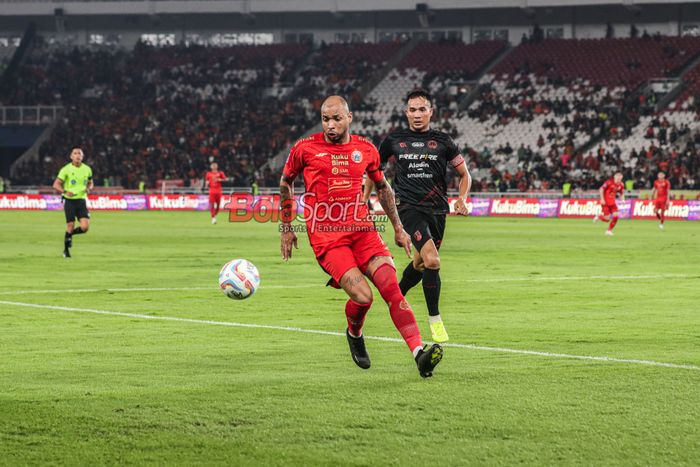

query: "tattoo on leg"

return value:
[343, 274, 364, 290]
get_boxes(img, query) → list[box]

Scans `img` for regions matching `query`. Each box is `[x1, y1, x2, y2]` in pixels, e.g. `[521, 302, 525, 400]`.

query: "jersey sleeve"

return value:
[57, 165, 68, 182]
[366, 145, 385, 183]
[282, 142, 305, 181]
[377, 136, 393, 167]
[87, 166, 93, 179]
[445, 137, 465, 167]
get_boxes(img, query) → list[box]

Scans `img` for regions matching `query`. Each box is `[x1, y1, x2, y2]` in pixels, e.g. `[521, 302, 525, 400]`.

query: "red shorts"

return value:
[654, 199, 668, 210]
[601, 202, 618, 216]
[209, 191, 222, 205]
[316, 230, 391, 286]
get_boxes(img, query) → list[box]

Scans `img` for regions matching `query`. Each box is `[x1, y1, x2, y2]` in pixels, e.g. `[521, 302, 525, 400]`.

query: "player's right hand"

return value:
[65, 192, 75, 197]
[395, 229, 412, 258]
[280, 229, 298, 261]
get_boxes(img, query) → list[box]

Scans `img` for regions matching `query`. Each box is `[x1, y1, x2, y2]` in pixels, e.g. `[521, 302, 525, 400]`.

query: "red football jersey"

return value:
[283, 133, 384, 255]
[654, 179, 670, 200]
[601, 178, 624, 204]
[206, 171, 226, 192]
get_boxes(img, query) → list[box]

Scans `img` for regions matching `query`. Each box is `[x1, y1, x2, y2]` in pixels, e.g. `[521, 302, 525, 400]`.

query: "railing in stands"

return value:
[6, 185, 670, 199]
[0, 105, 63, 125]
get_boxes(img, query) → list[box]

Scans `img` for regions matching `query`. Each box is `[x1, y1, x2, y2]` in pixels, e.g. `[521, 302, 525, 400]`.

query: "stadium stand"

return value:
[4, 35, 700, 192]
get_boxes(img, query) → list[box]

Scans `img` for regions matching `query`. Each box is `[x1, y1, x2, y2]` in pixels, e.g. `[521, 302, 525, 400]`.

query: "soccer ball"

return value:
[219, 259, 260, 300]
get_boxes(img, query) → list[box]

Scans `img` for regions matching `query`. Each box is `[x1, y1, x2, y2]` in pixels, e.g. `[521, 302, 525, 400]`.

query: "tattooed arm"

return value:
[279, 174, 298, 261]
[374, 177, 412, 258]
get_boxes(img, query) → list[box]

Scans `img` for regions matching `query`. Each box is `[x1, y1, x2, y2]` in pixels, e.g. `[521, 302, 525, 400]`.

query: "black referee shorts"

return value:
[398, 205, 446, 252]
[63, 198, 90, 223]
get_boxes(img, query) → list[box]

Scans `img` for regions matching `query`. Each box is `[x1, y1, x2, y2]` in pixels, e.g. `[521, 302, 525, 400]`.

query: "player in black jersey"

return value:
[364, 89, 471, 342]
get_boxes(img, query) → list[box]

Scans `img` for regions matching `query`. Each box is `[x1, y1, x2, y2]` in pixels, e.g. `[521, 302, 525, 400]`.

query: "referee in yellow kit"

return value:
[52, 148, 93, 258]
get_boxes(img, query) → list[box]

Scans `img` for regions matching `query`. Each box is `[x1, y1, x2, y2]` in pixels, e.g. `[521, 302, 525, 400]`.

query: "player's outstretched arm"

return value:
[374, 177, 411, 258]
[454, 162, 472, 216]
[279, 175, 298, 261]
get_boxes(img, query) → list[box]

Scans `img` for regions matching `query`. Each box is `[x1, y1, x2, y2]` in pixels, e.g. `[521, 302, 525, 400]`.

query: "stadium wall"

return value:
[1, 194, 698, 221]
[2, 3, 700, 47]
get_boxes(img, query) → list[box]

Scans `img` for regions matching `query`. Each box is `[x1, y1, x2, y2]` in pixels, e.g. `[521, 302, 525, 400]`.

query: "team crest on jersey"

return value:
[413, 230, 422, 242]
[351, 150, 363, 163]
[428, 140, 438, 149]
[399, 142, 407, 148]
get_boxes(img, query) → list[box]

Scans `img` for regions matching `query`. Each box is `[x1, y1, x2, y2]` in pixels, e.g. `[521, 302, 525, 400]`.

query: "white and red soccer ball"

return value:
[219, 259, 260, 300]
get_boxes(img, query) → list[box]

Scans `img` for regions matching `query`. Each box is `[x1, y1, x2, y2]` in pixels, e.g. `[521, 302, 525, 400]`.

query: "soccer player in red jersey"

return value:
[205, 162, 226, 224]
[280, 96, 443, 378]
[651, 172, 671, 230]
[594, 171, 625, 236]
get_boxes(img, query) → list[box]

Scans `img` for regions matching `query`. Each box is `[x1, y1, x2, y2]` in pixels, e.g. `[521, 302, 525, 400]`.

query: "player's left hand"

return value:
[280, 228, 298, 261]
[395, 229, 412, 258]
[454, 198, 469, 216]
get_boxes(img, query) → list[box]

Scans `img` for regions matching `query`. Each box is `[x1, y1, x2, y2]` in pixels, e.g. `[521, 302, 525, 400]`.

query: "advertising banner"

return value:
[1, 194, 698, 221]
[146, 194, 209, 211]
[489, 197, 542, 217]
[559, 198, 632, 219]
[0, 194, 48, 210]
[689, 201, 700, 221]
[631, 200, 690, 220]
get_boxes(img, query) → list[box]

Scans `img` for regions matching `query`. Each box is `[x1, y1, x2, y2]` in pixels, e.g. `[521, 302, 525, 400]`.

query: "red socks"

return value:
[345, 299, 371, 337]
[660, 211, 665, 225]
[372, 263, 423, 351]
[210, 204, 219, 218]
[609, 216, 618, 231]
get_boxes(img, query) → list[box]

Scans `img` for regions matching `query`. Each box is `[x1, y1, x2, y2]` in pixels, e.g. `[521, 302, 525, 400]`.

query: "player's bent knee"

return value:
[423, 255, 440, 270]
[412, 257, 425, 271]
[352, 290, 373, 306]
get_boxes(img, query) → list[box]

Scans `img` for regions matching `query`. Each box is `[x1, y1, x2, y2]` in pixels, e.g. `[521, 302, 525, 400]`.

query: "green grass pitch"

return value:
[1, 211, 699, 465]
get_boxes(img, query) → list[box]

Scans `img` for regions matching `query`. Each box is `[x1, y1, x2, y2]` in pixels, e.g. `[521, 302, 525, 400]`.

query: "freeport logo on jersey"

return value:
[398, 153, 438, 160]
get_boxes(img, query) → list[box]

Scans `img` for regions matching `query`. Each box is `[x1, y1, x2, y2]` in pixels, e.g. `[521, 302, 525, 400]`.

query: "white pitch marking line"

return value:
[1, 299, 698, 372]
[0, 273, 695, 296]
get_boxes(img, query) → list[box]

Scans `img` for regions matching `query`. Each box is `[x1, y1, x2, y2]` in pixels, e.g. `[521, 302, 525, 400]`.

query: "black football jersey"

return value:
[378, 128, 464, 214]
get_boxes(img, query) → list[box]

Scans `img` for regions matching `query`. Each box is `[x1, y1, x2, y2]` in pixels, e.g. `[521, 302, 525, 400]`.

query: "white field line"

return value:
[1, 299, 698, 372]
[0, 273, 695, 296]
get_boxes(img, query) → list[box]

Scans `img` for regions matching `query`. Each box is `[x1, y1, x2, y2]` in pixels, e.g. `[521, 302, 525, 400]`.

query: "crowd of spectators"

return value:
[458, 127, 699, 193]
[10, 42, 313, 188]
[5, 36, 700, 192]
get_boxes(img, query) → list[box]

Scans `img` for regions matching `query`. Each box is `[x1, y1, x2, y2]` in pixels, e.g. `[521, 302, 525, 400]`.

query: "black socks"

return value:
[399, 262, 423, 295]
[422, 268, 441, 317]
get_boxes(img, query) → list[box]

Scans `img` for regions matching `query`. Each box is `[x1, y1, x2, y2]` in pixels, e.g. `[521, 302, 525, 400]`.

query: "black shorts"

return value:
[64, 198, 90, 223]
[398, 205, 446, 252]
